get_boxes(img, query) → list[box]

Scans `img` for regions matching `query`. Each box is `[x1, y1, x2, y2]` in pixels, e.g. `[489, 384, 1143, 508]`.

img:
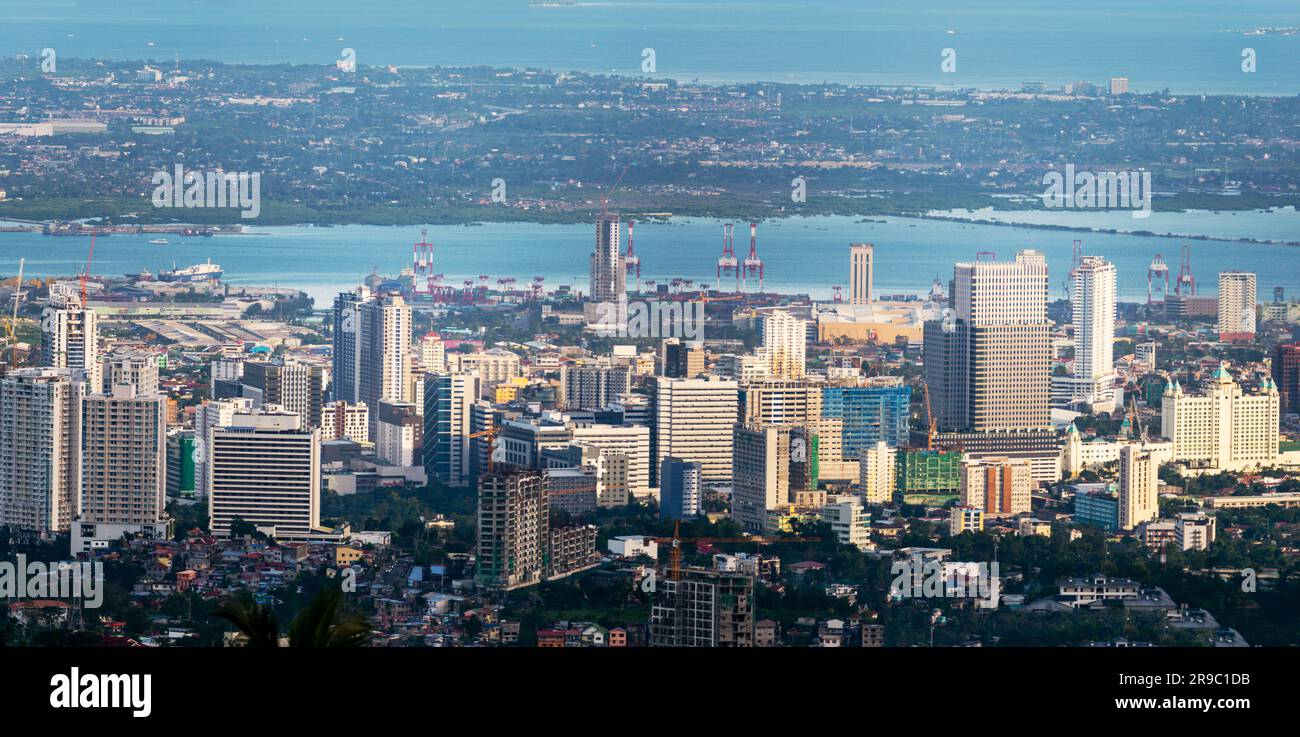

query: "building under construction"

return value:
[648, 565, 755, 647]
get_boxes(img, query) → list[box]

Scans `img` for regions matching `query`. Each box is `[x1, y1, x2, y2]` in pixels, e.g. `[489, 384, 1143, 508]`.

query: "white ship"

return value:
[158, 258, 223, 283]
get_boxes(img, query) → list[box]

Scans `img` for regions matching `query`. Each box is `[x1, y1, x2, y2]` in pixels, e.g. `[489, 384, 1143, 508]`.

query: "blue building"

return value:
[659, 457, 702, 521]
[1073, 484, 1120, 531]
[821, 383, 912, 459]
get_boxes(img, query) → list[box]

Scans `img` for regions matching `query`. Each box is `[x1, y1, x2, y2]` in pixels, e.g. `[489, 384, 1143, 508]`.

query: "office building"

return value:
[1109, 77, 1129, 95]
[822, 378, 911, 457]
[1217, 271, 1257, 340]
[423, 372, 482, 487]
[659, 456, 702, 520]
[1118, 444, 1159, 530]
[732, 424, 813, 532]
[926, 250, 1050, 432]
[649, 566, 754, 647]
[650, 376, 738, 487]
[242, 359, 326, 429]
[958, 456, 1032, 517]
[1161, 364, 1279, 472]
[476, 471, 548, 591]
[207, 408, 327, 541]
[850, 243, 874, 306]
[589, 215, 626, 304]
[0, 368, 85, 536]
[75, 382, 169, 553]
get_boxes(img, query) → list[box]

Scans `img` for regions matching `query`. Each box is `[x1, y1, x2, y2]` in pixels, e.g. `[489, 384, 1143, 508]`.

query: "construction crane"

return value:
[920, 380, 936, 451]
[3, 257, 24, 368]
[650, 520, 818, 581]
[599, 164, 632, 217]
[465, 426, 502, 474]
[1128, 394, 1148, 442]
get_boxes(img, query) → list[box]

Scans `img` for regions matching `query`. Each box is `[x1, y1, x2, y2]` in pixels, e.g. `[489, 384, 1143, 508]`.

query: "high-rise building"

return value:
[740, 379, 820, 426]
[571, 423, 651, 497]
[242, 359, 326, 429]
[958, 456, 1033, 517]
[375, 400, 423, 467]
[732, 424, 812, 532]
[0, 368, 85, 536]
[101, 351, 159, 395]
[476, 471, 548, 591]
[659, 456, 702, 521]
[40, 298, 101, 391]
[321, 400, 370, 442]
[1118, 444, 1159, 530]
[1109, 77, 1129, 95]
[423, 372, 482, 487]
[761, 311, 807, 379]
[450, 350, 523, 399]
[1161, 364, 1279, 472]
[561, 360, 632, 411]
[927, 250, 1050, 432]
[331, 288, 411, 434]
[650, 376, 738, 487]
[649, 566, 755, 647]
[1273, 343, 1300, 416]
[659, 338, 706, 378]
[589, 216, 626, 304]
[418, 332, 446, 374]
[1053, 255, 1120, 412]
[75, 382, 168, 553]
[820, 495, 871, 549]
[207, 408, 327, 541]
[193, 398, 255, 501]
[821, 378, 912, 457]
[858, 440, 896, 504]
[1217, 271, 1257, 340]
[850, 243, 874, 306]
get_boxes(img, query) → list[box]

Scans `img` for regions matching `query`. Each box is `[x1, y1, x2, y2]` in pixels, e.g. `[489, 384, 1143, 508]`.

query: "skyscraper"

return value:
[659, 338, 705, 378]
[194, 397, 254, 501]
[75, 382, 168, 553]
[927, 250, 1051, 432]
[850, 243, 874, 306]
[1053, 255, 1120, 412]
[731, 423, 804, 532]
[423, 372, 482, 487]
[207, 408, 326, 541]
[650, 376, 738, 487]
[0, 368, 85, 537]
[332, 288, 411, 434]
[41, 296, 101, 391]
[589, 216, 626, 304]
[821, 378, 912, 457]
[1217, 271, 1257, 340]
[1118, 444, 1158, 530]
[958, 456, 1032, 517]
[761, 311, 807, 379]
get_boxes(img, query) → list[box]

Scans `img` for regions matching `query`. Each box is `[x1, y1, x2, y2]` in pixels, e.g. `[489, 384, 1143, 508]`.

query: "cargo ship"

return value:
[158, 258, 223, 283]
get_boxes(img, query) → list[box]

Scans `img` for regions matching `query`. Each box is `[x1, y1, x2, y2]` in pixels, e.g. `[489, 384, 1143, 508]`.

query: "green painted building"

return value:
[895, 450, 962, 494]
